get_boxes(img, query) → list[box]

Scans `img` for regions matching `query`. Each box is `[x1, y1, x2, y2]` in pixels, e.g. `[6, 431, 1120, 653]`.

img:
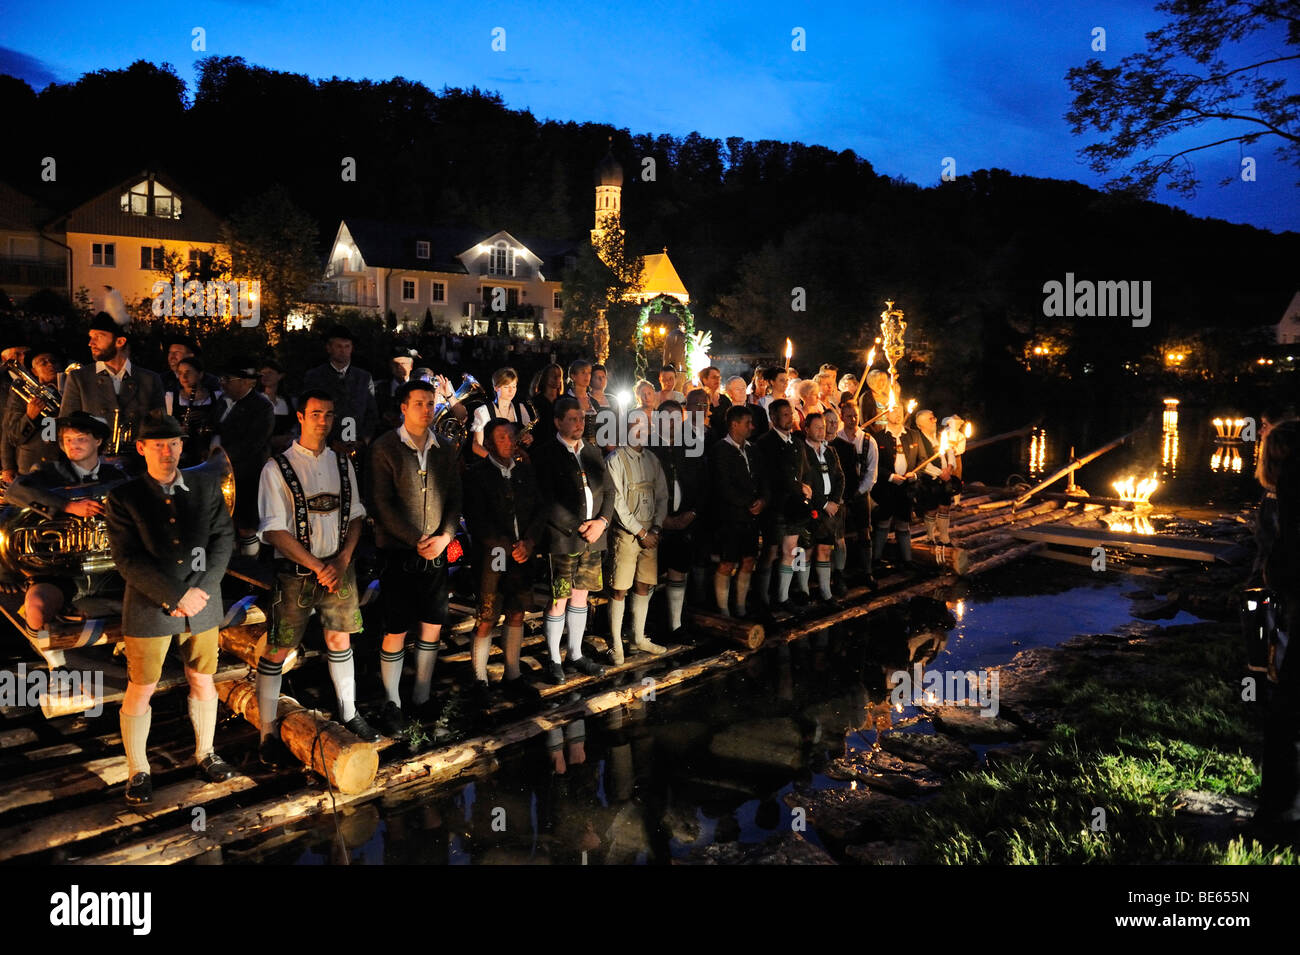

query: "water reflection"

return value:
[1210, 446, 1244, 473]
[1028, 428, 1047, 478]
[249, 572, 1164, 865]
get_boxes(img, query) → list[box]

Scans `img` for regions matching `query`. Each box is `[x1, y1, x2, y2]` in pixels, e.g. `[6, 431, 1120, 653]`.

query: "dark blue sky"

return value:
[3, 0, 1295, 232]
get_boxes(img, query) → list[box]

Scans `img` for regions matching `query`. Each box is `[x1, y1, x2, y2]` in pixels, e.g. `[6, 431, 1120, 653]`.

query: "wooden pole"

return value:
[1012, 429, 1140, 507]
[216, 679, 378, 794]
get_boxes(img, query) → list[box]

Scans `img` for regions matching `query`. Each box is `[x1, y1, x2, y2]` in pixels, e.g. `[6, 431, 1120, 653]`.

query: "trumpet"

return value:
[4, 360, 61, 418]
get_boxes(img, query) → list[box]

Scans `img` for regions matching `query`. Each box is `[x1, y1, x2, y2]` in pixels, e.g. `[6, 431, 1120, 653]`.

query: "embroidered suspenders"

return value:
[272, 451, 352, 553]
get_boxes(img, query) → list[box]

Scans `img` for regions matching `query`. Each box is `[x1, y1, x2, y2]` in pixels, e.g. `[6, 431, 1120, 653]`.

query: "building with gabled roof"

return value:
[312, 217, 577, 338]
[49, 170, 227, 314]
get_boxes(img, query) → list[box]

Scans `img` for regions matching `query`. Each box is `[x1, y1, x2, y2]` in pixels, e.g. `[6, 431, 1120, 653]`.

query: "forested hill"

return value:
[3, 57, 1296, 369]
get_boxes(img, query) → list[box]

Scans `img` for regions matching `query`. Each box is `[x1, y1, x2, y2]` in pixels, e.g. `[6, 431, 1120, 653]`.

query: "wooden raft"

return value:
[0, 491, 1131, 863]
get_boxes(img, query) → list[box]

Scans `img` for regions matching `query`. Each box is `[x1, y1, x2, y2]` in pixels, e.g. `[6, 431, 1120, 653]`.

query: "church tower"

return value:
[591, 138, 624, 259]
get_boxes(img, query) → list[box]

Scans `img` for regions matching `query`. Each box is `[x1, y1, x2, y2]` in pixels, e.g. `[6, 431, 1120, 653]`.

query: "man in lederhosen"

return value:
[105, 414, 235, 805]
[532, 396, 611, 685]
[605, 406, 670, 664]
[464, 418, 545, 706]
[255, 389, 376, 771]
[212, 359, 275, 557]
[871, 402, 925, 574]
[710, 404, 764, 617]
[755, 398, 812, 611]
[802, 412, 845, 605]
[831, 396, 879, 591]
[367, 379, 462, 735]
[58, 313, 165, 469]
[8, 412, 126, 633]
[651, 399, 708, 640]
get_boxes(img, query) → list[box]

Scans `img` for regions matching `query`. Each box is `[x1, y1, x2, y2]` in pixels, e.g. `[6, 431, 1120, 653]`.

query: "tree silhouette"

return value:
[1066, 0, 1300, 198]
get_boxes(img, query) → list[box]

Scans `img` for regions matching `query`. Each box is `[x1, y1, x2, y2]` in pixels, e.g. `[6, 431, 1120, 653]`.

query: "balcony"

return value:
[302, 281, 377, 308]
[0, 256, 65, 290]
[324, 258, 364, 279]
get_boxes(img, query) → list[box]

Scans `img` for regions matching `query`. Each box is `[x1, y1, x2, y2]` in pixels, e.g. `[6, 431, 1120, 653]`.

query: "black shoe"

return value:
[831, 579, 848, 598]
[343, 713, 382, 743]
[197, 752, 236, 783]
[376, 700, 406, 738]
[865, 574, 879, 592]
[545, 661, 568, 685]
[412, 695, 444, 723]
[571, 656, 606, 678]
[670, 626, 694, 645]
[817, 593, 840, 609]
[469, 679, 493, 709]
[125, 772, 152, 806]
[789, 590, 811, 607]
[259, 734, 294, 771]
[502, 676, 542, 705]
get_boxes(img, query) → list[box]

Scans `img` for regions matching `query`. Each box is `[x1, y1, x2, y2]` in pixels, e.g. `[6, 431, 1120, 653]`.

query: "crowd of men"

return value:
[0, 315, 968, 806]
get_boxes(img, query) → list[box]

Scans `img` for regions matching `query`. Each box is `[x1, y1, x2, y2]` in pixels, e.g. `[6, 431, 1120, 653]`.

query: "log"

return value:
[216, 679, 377, 794]
[219, 622, 298, 673]
[910, 540, 971, 575]
[687, 609, 764, 649]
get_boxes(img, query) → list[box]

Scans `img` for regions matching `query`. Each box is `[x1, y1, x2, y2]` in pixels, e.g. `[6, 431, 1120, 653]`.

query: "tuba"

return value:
[4, 360, 61, 418]
[431, 373, 485, 445]
[0, 448, 236, 579]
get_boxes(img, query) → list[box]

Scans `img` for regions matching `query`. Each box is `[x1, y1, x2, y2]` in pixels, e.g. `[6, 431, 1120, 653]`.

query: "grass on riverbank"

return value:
[900, 623, 1297, 864]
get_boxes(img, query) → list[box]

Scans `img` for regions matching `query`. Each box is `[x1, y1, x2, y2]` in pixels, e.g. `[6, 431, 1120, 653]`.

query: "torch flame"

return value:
[866, 347, 876, 368]
[906, 398, 917, 414]
[964, 421, 972, 438]
[1112, 472, 1159, 504]
[784, 338, 793, 363]
[887, 391, 897, 411]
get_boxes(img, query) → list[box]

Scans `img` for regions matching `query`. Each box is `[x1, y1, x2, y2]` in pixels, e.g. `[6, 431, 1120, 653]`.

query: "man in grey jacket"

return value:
[58, 313, 165, 465]
[366, 379, 462, 735]
[104, 414, 235, 806]
[605, 407, 669, 663]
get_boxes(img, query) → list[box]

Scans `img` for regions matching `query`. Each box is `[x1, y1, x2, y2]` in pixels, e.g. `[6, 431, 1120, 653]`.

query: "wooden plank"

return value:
[0, 772, 262, 862]
[1012, 525, 1239, 562]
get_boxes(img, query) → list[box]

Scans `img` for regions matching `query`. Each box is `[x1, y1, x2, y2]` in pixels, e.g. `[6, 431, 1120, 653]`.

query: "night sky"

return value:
[2, 0, 1295, 233]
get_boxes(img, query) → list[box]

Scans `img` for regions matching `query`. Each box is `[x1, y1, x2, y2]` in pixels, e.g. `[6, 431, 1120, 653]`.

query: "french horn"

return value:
[0, 447, 236, 579]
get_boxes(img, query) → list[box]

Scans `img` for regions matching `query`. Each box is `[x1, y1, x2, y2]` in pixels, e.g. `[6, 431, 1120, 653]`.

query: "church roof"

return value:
[595, 147, 623, 187]
[639, 250, 688, 298]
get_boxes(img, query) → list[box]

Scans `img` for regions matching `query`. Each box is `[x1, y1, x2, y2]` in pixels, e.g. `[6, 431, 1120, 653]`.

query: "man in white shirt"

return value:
[605, 408, 670, 664]
[255, 388, 376, 769]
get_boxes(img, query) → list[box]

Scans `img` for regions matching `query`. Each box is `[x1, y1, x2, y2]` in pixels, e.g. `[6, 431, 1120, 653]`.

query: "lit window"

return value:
[402, 279, 416, 301]
[120, 178, 182, 219]
[489, 241, 514, 276]
[92, 242, 115, 267]
[432, 282, 445, 303]
[553, 291, 562, 309]
[416, 241, 430, 259]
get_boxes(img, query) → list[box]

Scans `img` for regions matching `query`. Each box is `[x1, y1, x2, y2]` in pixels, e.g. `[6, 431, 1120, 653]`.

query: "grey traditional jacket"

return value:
[366, 426, 463, 549]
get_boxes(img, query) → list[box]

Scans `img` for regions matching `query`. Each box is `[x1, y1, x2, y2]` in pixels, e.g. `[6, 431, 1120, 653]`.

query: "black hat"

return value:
[137, 413, 185, 440]
[219, 358, 260, 380]
[89, 312, 125, 335]
[322, 324, 354, 342]
[391, 346, 419, 360]
[56, 411, 110, 441]
[661, 362, 678, 372]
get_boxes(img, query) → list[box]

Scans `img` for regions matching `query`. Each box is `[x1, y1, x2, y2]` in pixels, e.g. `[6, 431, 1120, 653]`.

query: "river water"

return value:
[235, 561, 1209, 865]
